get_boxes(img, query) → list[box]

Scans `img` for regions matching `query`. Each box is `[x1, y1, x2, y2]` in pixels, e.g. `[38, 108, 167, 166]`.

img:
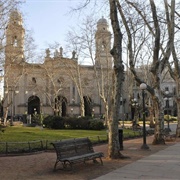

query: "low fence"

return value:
[0, 131, 150, 156]
[0, 135, 108, 156]
[0, 140, 45, 155]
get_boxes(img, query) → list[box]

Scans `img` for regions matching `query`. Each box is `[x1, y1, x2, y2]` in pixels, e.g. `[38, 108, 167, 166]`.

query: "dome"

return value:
[97, 16, 108, 25]
[10, 9, 22, 21]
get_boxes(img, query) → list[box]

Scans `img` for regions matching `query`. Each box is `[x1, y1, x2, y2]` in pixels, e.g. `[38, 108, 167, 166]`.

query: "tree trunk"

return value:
[80, 97, 85, 117]
[107, 117, 120, 158]
[3, 107, 8, 126]
[108, 0, 125, 159]
[175, 79, 180, 137]
[176, 101, 180, 137]
[152, 95, 165, 144]
[104, 102, 109, 126]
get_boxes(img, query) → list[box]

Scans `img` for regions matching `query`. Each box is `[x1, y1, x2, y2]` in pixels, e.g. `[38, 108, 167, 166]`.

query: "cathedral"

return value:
[3, 10, 113, 120]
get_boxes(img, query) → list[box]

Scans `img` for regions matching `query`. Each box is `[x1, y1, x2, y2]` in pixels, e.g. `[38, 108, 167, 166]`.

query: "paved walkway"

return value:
[94, 138, 180, 180]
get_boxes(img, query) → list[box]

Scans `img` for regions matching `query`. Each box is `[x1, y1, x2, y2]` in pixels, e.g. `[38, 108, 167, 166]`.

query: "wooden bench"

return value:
[51, 137, 104, 171]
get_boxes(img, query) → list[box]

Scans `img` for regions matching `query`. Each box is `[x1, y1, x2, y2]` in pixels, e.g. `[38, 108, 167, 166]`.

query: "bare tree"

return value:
[63, 8, 125, 158]
[166, 1, 180, 136]
[66, 0, 128, 158]
[65, 15, 114, 120]
[116, 0, 175, 144]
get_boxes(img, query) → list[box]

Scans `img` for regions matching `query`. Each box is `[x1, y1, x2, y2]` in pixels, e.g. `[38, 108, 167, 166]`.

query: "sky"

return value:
[20, 0, 109, 55]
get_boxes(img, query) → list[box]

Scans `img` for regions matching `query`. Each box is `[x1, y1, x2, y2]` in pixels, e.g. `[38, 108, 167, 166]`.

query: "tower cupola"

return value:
[9, 10, 23, 25]
[97, 16, 108, 31]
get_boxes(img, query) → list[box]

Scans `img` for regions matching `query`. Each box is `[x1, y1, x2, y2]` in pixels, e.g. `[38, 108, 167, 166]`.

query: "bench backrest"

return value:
[51, 137, 94, 159]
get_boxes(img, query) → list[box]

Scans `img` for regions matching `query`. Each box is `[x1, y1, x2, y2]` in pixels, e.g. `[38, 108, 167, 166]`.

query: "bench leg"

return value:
[63, 160, 73, 170]
[99, 157, 103, 165]
[93, 159, 98, 164]
[93, 158, 103, 165]
[53, 160, 74, 171]
[53, 160, 59, 171]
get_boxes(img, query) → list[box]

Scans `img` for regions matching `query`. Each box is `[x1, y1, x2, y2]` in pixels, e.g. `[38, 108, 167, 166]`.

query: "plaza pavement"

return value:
[0, 124, 179, 180]
[93, 127, 180, 180]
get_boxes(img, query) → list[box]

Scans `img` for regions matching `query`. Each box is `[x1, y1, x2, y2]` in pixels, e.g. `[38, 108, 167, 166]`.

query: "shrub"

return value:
[43, 115, 53, 128]
[64, 117, 89, 129]
[77, 118, 90, 129]
[89, 119, 105, 130]
[43, 116, 65, 129]
[43, 116, 104, 130]
[51, 116, 65, 129]
[0, 124, 5, 133]
[64, 117, 78, 129]
[31, 114, 44, 126]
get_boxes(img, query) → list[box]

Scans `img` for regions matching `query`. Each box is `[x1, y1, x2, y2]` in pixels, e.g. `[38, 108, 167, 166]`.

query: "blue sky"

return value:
[20, 0, 109, 54]
[21, 0, 85, 52]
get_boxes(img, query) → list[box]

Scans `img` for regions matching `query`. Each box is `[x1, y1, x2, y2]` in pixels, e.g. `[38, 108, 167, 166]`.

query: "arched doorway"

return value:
[83, 96, 92, 116]
[28, 96, 40, 115]
[55, 96, 67, 116]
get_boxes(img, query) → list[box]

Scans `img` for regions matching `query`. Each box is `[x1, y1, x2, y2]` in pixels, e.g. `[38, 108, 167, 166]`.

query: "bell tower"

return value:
[95, 17, 112, 68]
[5, 9, 25, 65]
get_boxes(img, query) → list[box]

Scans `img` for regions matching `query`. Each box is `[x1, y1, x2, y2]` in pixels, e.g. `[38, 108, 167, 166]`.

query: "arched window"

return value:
[166, 100, 170, 108]
[12, 36, 18, 47]
[32, 77, 36, 84]
[28, 96, 40, 115]
[101, 40, 106, 51]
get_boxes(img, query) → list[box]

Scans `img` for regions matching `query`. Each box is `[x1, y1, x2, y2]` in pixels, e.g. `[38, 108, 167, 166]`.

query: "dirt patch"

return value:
[0, 136, 178, 180]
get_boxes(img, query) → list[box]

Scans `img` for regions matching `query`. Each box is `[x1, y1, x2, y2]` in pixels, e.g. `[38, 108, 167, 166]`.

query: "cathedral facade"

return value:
[3, 10, 112, 119]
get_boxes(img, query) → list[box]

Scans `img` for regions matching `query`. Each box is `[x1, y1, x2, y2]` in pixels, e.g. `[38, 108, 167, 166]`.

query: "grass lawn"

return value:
[0, 126, 141, 142]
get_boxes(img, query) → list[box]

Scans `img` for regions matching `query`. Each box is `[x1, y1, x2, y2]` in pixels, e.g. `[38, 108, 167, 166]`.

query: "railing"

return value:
[0, 140, 44, 155]
[0, 132, 148, 156]
[0, 135, 108, 155]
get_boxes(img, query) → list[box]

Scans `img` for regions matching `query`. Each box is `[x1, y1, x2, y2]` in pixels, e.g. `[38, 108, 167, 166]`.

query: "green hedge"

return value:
[43, 115, 65, 129]
[43, 116, 105, 130]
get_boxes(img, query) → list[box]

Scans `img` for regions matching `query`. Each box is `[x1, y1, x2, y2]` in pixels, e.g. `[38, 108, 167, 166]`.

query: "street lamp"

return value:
[34, 108, 37, 115]
[71, 108, 73, 116]
[164, 91, 171, 132]
[72, 98, 75, 104]
[131, 98, 139, 129]
[140, 83, 149, 150]
[92, 108, 94, 118]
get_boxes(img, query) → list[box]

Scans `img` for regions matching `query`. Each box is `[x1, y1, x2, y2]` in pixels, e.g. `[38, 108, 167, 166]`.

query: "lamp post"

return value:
[72, 98, 75, 104]
[140, 83, 149, 150]
[92, 108, 94, 118]
[71, 108, 73, 116]
[131, 98, 138, 129]
[164, 90, 171, 132]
